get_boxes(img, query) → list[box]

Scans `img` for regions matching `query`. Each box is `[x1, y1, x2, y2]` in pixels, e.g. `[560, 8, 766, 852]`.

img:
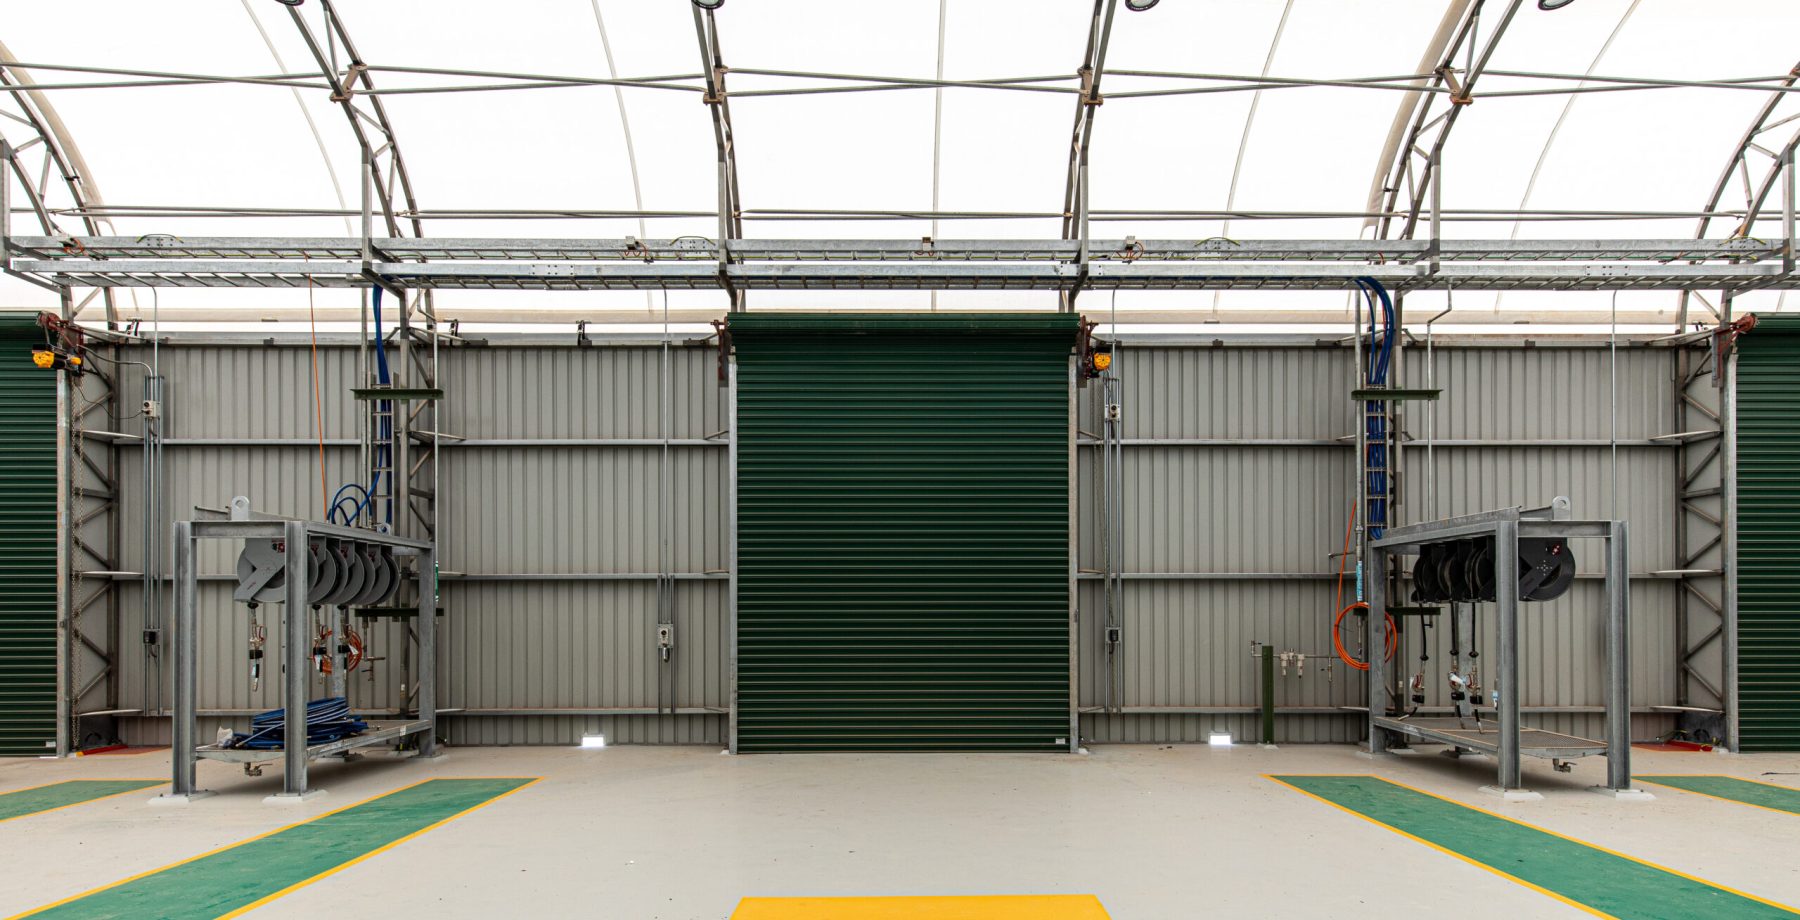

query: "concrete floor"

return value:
[1, 742, 1798, 919]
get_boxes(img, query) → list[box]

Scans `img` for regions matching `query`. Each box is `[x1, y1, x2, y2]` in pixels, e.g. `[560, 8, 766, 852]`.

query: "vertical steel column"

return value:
[417, 545, 436, 758]
[53, 347, 70, 756]
[281, 521, 310, 797]
[1067, 357, 1080, 751]
[0, 139, 11, 258]
[726, 361, 739, 754]
[169, 521, 196, 796]
[1783, 147, 1795, 275]
[1365, 543, 1387, 753]
[1604, 521, 1632, 790]
[1721, 326, 1741, 752]
[1495, 519, 1522, 790]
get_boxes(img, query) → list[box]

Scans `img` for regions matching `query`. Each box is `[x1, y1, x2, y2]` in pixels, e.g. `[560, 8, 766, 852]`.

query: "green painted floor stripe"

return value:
[1272, 775, 1799, 919]
[1638, 776, 1800, 816]
[0, 781, 165, 823]
[18, 778, 535, 920]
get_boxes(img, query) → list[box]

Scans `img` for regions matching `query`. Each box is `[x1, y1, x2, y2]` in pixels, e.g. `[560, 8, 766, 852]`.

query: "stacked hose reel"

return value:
[1409, 537, 1577, 604]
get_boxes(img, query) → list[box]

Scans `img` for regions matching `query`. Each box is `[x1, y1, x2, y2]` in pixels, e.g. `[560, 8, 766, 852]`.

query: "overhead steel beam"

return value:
[1059, 0, 1121, 311]
[16, 235, 1784, 263]
[1367, 0, 1526, 243]
[693, 4, 744, 310]
[17, 254, 1795, 292]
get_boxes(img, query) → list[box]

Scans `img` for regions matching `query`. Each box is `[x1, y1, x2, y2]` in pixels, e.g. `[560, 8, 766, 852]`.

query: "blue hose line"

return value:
[227, 697, 366, 751]
[1355, 277, 1394, 539]
[326, 288, 397, 528]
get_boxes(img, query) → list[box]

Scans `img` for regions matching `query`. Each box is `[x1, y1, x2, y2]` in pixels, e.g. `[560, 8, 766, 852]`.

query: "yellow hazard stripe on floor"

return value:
[732, 895, 1110, 919]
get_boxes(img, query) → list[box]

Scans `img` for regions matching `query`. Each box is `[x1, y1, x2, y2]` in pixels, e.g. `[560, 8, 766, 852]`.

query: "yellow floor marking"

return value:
[0, 780, 166, 825]
[1634, 774, 1800, 819]
[220, 777, 541, 918]
[1265, 776, 1609, 918]
[1269, 774, 1800, 917]
[8, 777, 541, 920]
[731, 895, 1110, 919]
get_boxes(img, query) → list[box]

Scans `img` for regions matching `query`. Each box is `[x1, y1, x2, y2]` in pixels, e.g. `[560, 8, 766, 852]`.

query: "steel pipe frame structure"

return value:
[162, 513, 436, 804]
[9, 237, 1796, 293]
[1366, 504, 1638, 797]
[0, 56, 132, 758]
[1658, 66, 1800, 748]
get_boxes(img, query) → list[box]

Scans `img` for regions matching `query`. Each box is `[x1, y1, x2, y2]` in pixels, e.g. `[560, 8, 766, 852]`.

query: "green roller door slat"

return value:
[0, 317, 57, 756]
[1736, 315, 1800, 751]
[731, 313, 1076, 753]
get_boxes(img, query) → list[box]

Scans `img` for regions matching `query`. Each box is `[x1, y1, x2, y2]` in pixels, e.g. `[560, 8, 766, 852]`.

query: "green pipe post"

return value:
[1261, 643, 1275, 745]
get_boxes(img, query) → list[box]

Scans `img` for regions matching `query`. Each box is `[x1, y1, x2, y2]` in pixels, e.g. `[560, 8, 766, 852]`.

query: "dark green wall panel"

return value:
[0, 317, 57, 756]
[1738, 315, 1800, 752]
[731, 313, 1076, 752]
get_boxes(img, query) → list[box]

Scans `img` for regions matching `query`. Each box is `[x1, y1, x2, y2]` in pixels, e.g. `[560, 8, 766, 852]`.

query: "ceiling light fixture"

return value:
[1125, 0, 1160, 10]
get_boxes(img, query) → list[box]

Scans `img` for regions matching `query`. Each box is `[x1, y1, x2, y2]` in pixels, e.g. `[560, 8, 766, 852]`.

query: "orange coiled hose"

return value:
[1333, 499, 1395, 671]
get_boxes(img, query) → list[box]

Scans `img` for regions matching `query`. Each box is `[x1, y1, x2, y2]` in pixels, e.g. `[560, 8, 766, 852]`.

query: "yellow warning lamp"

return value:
[1092, 352, 1112, 372]
[30, 349, 81, 373]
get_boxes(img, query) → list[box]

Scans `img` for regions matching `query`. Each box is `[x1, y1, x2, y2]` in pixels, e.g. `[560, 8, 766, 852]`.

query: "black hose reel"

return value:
[233, 536, 401, 608]
[1410, 536, 1576, 604]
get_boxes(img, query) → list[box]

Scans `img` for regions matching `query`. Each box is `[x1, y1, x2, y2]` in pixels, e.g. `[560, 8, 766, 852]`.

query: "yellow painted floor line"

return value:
[0, 780, 165, 824]
[1271, 774, 1800, 919]
[732, 895, 1110, 919]
[11, 777, 539, 920]
[1636, 775, 1800, 817]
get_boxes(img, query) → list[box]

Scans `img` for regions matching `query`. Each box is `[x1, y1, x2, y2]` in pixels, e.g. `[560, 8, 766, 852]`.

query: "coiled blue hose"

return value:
[227, 697, 367, 750]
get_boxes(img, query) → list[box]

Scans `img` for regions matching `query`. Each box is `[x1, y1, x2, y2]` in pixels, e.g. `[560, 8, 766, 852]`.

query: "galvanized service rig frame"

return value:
[159, 499, 438, 805]
[1365, 500, 1648, 800]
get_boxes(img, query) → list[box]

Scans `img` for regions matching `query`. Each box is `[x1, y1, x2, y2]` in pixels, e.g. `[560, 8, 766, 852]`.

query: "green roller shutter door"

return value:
[1737, 315, 1800, 752]
[0, 317, 58, 756]
[731, 313, 1077, 752]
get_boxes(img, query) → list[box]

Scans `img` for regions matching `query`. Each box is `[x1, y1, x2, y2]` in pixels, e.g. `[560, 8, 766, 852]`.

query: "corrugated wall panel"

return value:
[100, 339, 1682, 748]
[732, 313, 1077, 752]
[0, 318, 58, 755]
[1736, 318, 1800, 751]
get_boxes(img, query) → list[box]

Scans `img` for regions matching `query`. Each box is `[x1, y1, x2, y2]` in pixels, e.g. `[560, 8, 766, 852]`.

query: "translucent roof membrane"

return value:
[0, 0, 1795, 317]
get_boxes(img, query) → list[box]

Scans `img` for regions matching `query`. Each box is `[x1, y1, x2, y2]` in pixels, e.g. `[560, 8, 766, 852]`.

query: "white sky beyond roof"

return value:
[1, 0, 1797, 320]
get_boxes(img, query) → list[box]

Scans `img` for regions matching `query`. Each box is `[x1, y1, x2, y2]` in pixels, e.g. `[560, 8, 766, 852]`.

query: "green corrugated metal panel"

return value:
[731, 312, 1077, 752]
[1737, 315, 1800, 752]
[0, 317, 57, 756]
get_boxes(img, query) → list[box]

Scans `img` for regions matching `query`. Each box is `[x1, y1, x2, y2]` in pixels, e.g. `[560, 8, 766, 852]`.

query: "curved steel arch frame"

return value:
[0, 43, 117, 318]
[281, 0, 422, 240]
[1693, 60, 1800, 244]
[1367, 0, 1526, 244]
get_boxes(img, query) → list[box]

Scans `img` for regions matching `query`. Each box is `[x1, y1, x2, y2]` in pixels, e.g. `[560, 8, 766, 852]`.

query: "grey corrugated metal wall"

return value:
[102, 338, 1683, 748]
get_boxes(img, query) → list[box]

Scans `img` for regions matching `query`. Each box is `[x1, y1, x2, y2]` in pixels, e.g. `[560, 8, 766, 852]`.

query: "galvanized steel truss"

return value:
[6, 235, 1798, 293]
